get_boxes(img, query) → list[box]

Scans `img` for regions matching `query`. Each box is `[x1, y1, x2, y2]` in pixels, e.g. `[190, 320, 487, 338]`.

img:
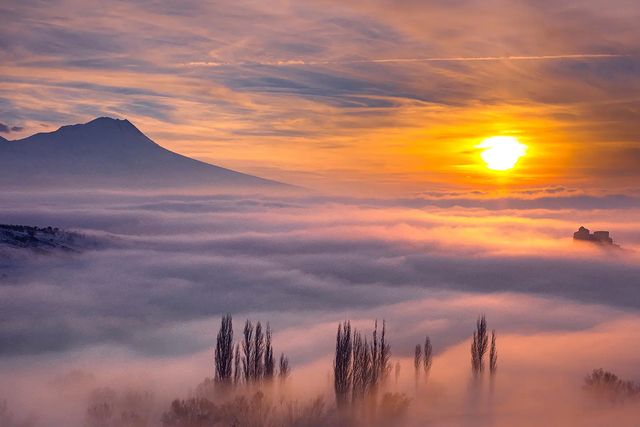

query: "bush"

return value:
[584, 369, 640, 404]
[162, 392, 333, 427]
[162, 398, 219, 427]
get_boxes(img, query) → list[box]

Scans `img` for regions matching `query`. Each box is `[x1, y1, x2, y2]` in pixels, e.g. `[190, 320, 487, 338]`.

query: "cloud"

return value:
[1, 191, 639, 358]
[0, 123, 23, 133]
[185, 53, 631, 68]
[1, 191, 640, 425]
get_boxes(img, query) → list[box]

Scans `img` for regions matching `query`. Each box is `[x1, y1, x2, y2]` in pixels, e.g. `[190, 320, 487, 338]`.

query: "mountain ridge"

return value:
[0, 117, 290, 191]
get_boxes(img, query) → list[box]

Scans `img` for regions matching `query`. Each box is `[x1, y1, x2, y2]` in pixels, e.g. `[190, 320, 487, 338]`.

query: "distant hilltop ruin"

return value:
[573, 226, 617, 246]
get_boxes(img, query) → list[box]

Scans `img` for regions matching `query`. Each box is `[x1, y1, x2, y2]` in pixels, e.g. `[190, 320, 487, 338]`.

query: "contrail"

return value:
[185, 53, 628, 67]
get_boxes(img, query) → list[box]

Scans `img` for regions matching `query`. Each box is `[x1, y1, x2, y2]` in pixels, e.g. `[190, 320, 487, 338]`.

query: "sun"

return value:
[478, 136, 527, 171]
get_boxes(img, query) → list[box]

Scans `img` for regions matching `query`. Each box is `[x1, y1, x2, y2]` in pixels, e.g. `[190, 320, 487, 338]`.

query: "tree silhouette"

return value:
[162, 398, 218, 426]
[233, 343, 241, 385]
[423, 335, 432, 378]
[279, 353, 290, 381]
[242, 320, 254, 382]
[379, 321, 391, 383]
[253, 322, 265, 381]
[372, 320, 379, 387]
[215, 314, 234, 384]
[351, 331, 372, 402]
[489, 330, 497, 376]
[334, 321, 352, 408]
[264, 323, 275, 380]
[471, 315, 489, 375]
[414, 345, 422, 377]
[584, 369, 640, 403]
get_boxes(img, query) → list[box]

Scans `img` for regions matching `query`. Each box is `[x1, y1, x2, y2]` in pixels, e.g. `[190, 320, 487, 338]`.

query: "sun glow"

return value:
[478, 136, 527, 171]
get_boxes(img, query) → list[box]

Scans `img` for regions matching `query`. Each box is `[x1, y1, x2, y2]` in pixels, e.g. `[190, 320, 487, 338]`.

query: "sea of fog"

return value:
[1, 190, 639, 426]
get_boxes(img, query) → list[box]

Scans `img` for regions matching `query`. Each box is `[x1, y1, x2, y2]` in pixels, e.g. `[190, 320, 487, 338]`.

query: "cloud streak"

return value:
[185, 53, 632, 68]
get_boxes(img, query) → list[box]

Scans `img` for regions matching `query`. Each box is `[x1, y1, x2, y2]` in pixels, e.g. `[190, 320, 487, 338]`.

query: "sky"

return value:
[1, 0, 640, 193]
[2, 3, 640, 423]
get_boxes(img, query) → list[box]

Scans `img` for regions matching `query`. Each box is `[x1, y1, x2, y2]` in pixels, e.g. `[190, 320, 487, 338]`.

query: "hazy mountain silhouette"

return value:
[0, 117, 288, 190]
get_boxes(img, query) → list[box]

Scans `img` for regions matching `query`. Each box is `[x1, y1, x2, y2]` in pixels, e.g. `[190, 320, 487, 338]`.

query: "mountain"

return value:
[0, 117, 288, 190]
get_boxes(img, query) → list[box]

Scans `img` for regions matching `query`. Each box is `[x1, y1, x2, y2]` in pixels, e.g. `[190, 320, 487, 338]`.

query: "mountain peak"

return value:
[0, 116, 290, 191]
[57, 116, 140, 135]
[87, 116, 133, 126]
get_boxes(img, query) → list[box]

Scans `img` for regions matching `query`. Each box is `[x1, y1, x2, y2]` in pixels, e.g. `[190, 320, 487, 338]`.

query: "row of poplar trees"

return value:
[214, 314, 289, 385]
[334, 320, 391, 407]
[471, 315, 497, 376]
[413, 335, 433, 381]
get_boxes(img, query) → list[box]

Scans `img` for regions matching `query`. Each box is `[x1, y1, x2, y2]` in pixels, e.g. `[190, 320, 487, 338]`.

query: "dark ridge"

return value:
[0, 223, 83, 252]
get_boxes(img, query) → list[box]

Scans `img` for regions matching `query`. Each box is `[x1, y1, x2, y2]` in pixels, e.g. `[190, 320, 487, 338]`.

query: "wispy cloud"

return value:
[185, 53, 631, 67]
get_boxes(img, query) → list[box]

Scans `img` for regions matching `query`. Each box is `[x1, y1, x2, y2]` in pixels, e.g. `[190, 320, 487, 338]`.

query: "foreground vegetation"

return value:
[4, 314, 639, 426]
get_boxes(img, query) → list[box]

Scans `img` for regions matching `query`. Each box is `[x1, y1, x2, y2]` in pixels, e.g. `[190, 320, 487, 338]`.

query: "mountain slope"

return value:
[0, 117, 287, 190]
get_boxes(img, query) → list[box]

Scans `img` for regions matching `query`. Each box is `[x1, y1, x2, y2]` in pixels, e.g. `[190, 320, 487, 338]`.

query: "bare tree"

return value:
[264, 323, 275, 380]
[351, 331, 364, 401]
[215, 314, 234, 384]
[351, 332, 373, 402]
[334, 321, 352, 408]
[379, 321, 391, 383]
[489, 330, 497, 376]
[414, 345, 422, 378]
[253, 322, 265, 381]
[423, 335, 433, 377]
[279, 353, 290, 381]
[233, 343, 241, 385]
[584, 369, 640, 403]
[242, 320, 254, 382]
[362, 339, 372, 392]
[372, 320, 379, 387]
[471, 315, 489, 375]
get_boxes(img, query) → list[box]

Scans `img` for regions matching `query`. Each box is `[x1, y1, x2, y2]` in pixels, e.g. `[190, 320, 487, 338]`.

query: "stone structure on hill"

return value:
[573, 226, 615, 245]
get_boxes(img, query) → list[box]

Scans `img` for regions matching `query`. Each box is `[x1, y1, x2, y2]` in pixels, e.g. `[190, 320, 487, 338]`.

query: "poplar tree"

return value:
[423, 335, 433, 376]
[351, 331, 364, 401]
[215, 314, 233, 383]
[489, 330, 497, 376]
[379, 321, 391, 383]
[233, 343, 241, 385]
[253, 322, 265, 381]
[414, 345, 422, 382]
[471, 315, 489, 375]
[279, 353, 290, 381]
[242, 320, 254, 382]
[372, 320, 379, 386]
[264, 323, 275, 380]
[334, 321, 352, 407]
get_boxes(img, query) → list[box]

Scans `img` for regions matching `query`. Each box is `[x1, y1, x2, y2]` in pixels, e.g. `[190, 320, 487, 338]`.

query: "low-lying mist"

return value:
[1, 190, 639, 426]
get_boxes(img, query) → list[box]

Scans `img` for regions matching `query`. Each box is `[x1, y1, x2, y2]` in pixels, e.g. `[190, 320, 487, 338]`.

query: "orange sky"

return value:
[1, 0, 639, 194]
